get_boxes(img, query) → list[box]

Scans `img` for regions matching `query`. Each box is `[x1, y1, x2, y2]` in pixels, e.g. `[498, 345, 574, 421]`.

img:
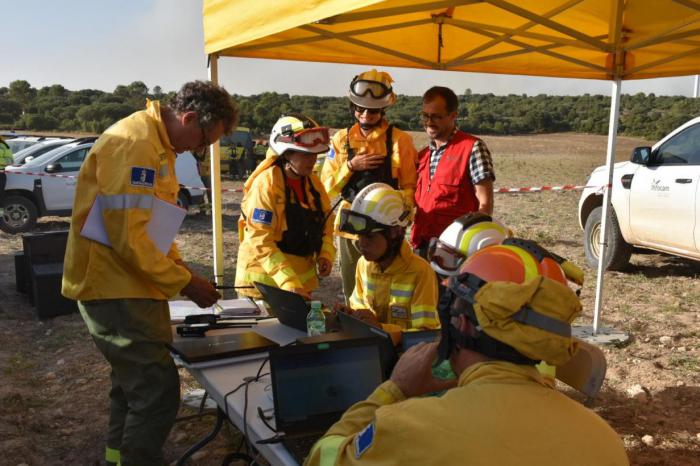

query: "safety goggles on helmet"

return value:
[339, 209, 389, 235]
[428, 237, 467, 274]
[276, 127, 330, 150]
[350, 78, 393, 100]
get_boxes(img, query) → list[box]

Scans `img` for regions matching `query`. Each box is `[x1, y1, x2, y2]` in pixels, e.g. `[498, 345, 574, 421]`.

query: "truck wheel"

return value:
[0, 195, 39, 234]
[583, 206, 632, 271]
[177, 191, 190, 211]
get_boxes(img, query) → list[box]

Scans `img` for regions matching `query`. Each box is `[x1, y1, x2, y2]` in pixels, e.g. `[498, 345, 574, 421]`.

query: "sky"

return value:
[3, 0, 699, 98]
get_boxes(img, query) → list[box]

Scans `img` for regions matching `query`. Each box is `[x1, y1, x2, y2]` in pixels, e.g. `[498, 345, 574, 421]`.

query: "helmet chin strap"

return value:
[284, 158, 303, 177]
[375, 229, 402, 264]
[359, 121, 380, 131]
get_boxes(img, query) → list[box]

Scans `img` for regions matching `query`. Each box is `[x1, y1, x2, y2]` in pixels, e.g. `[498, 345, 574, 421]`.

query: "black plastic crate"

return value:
[14, 251, 28, 294]
[30, 263, 77, 319]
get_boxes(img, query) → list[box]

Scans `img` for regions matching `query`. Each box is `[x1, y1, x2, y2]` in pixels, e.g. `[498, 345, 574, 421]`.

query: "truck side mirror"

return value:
[631, 146, 652, 165]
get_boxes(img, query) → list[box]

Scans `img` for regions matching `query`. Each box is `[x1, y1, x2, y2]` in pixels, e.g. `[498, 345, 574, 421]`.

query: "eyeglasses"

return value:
[420, 113, 448, 123]
[338, 209, 388, 235]
[353, 105, 382, 115]
[428, 237, 467, 274]
[350, 78, 393, 99]
[194, 126, 212, 158]
[277, 127, 330, 148]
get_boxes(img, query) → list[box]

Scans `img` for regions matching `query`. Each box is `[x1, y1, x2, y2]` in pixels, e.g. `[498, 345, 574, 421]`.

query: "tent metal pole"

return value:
[593, 78, 621, 334]
[208, 54, 225, 287]
[694, 75, 699, 98]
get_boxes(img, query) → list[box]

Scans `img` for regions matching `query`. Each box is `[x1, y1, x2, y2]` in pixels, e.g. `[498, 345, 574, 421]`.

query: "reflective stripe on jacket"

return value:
[304, 362, 629, 466]
[349, 241, 438, 330]
[62, 100, 191, 300]
[235, 155, 335, 298]
[320, 121, 417, 239]
[411, 130, 479, 248]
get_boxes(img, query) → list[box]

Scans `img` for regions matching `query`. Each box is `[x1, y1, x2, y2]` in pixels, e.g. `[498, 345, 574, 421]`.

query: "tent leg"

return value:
[592, 78, 621, 334]
[694, 75, 699, 98]
[208, 54, 225, 289]
[573, 79, 629, 346]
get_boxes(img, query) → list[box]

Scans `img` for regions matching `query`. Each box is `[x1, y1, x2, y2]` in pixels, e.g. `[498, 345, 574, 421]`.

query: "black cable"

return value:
[256, 406, 278, 434]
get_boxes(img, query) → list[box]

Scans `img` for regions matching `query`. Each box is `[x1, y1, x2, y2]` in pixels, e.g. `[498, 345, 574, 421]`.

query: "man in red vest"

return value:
[411, 86, 495, 257]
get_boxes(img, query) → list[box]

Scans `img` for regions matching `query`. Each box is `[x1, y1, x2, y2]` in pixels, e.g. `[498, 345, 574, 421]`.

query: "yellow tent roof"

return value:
[203, 0, 700, 81]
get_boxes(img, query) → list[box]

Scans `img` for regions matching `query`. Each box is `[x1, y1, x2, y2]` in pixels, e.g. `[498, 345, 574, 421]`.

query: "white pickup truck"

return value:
[1, 141, 206, 234]
[578, 116, 700, 270]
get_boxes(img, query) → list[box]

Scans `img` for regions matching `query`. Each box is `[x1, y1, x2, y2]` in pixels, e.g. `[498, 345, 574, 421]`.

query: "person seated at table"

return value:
[235, 114, 335, 299]
[336, 183, 438, 332]
[304, 249, 628, 466]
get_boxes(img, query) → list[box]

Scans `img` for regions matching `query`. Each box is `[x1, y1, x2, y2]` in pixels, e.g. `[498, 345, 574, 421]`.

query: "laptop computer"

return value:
[336, 311, 397, 377]
[255, 282, 309, 332]
[269, 338, 386, 463]
[167, 331, 278, 365]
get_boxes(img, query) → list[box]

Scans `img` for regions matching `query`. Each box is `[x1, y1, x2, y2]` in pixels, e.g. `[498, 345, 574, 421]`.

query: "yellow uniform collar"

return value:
[145, 100, 174, 154]
[367, 240, 413, 275]
[349, 119, 390, 143]
[458, 360, 550, 389]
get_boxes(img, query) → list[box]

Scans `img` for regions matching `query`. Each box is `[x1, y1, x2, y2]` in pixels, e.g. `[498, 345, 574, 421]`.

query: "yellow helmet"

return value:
[348, 69, 397, 109]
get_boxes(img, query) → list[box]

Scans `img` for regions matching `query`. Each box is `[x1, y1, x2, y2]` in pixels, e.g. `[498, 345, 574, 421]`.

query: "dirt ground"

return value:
[1, 132, 699, 465]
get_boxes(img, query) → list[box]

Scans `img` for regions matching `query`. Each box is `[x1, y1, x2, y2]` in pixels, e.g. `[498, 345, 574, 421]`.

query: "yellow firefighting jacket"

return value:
[305, 361, 629, 466]
[62, 101, 191, 301]
[320, 121, 417, 238]
[348, 241, 438, 330]
[235, 156, 335, 298]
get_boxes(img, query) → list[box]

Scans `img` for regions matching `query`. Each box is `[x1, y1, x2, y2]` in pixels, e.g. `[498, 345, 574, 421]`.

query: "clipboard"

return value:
[81, 195, 186, 254]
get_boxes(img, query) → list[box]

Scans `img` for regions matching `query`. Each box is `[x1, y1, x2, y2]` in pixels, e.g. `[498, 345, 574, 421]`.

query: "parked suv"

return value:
[578, 116, 700, 270]
[5, 136, 66, 154]
[12, 137, 77, 165]
[1, 141, 206, 234]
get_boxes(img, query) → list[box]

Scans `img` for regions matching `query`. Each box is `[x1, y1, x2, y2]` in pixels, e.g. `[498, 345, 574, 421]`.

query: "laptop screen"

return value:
[270, 339, 384, 434]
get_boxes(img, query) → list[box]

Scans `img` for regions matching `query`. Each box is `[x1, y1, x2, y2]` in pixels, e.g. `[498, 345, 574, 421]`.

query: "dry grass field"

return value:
[1, 132, 698, 465]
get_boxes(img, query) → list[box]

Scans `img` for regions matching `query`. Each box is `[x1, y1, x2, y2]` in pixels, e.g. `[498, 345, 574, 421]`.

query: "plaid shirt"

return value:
[428, 128, 495, 184]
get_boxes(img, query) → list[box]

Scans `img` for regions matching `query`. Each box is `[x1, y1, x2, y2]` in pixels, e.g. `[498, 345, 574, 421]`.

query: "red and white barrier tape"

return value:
[1, 170, 608, 194]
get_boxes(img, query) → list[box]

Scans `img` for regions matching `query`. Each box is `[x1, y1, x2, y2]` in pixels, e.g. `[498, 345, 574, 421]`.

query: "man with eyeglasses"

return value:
[62, 80, 238, 466]
[321, 69, 418, 302]
[411, 86, 495, 259]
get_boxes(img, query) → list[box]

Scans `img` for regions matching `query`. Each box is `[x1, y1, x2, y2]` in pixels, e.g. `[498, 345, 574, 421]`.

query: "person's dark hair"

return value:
[423, 86, 458, 113]
[171, 80, 239, 134]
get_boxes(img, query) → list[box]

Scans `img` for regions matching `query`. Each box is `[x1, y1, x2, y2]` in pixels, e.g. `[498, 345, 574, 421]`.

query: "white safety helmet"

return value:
[429, 213, 511, 276]
[339, 183, 410, 235]
[348, 69, 397, 109]
[269, 113, 330, 156]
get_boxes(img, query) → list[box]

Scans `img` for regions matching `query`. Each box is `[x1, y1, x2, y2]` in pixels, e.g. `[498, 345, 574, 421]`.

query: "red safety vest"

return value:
[411, 130, 480, 248]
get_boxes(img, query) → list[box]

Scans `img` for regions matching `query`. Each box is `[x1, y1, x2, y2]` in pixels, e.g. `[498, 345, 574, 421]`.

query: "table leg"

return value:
[175, 407, 225, 465]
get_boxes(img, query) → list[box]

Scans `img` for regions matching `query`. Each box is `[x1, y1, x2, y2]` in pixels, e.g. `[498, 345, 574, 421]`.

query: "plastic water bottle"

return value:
[306, 300, 325, 336]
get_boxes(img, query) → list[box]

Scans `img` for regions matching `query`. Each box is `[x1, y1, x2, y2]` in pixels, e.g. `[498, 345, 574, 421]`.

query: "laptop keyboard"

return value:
[282, 433, 323, 464]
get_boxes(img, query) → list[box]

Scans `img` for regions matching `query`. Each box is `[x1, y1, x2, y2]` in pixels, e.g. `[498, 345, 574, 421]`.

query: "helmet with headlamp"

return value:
[269, 113, 330, 157]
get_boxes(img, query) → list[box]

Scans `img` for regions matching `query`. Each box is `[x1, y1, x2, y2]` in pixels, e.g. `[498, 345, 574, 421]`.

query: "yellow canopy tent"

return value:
[201, 0, 700, 335]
